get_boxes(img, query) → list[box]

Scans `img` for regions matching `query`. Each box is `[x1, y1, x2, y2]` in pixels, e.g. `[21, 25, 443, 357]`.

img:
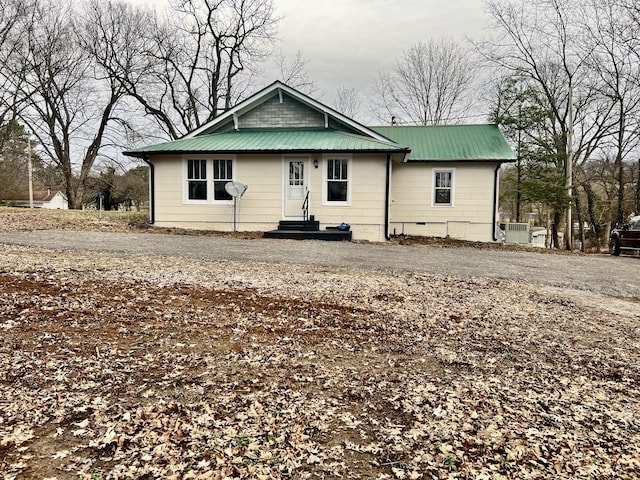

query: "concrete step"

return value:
[277, 220, 320, 231]
[263, 229, 352, 241]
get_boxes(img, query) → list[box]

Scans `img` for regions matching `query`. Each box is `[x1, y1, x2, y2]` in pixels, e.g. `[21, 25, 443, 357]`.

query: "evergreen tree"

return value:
[0, 120, 35, 201]
[493, 78, 571, 246]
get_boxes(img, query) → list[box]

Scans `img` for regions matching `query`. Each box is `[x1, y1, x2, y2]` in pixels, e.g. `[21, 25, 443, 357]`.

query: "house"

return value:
[6, 188, 68, 209]
[124, 81, 515, 242]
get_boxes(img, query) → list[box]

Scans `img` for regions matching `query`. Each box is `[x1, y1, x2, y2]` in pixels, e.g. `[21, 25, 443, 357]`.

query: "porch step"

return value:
[276, 220, 320, 231]
[263, 229, 352, 241]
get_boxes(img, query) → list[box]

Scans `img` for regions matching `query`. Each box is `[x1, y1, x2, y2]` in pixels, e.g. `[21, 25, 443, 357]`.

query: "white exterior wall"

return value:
[150, 153, 389, 241]
[42, 192, 68, 209]
[152, 154, 282, 232]
[308, 153, 388, 242]
[389, 161, 498, 242]
[151, 154, 500, 243]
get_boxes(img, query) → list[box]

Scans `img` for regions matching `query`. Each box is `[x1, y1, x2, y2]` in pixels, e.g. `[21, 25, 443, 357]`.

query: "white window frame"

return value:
[322, 155, 352, 206]
[212, 158, 235, 203]
[184, 158, 209, 204]
[182, 156, 236, 205]
[432, 168, 455, 207]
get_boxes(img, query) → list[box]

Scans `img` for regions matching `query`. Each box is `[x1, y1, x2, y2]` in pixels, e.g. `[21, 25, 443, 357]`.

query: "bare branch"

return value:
[333, 86, 361, 120]
[373, 38, 478, 125]
[275, 50, 317, 95]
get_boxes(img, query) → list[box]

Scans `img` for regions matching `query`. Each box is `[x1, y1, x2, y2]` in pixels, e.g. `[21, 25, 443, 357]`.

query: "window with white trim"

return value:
[433, 169, 454, 206]
[326, 158, 349, 202]
[187, 159, 207, 200]
[213, 159, 233, 201]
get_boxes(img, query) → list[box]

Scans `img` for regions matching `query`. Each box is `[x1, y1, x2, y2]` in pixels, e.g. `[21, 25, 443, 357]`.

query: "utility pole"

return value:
[516, 106, 522, 223]
[28, 138, 33, 209]
[565, 88, 573, 250]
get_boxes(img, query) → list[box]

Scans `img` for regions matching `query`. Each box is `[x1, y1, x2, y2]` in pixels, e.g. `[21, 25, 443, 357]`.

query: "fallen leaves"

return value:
[0, 243, 639, 479]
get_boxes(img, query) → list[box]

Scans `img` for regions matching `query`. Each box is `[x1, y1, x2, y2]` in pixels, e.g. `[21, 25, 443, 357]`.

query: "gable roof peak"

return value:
[184, 81, 392, 144]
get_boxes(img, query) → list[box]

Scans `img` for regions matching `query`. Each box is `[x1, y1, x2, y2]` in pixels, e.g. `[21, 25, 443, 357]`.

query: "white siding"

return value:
[310, 153, 388, 241]
[151, 153, 389, 241]
[390, 161, 497, 242]
[152, 154, 500, 243]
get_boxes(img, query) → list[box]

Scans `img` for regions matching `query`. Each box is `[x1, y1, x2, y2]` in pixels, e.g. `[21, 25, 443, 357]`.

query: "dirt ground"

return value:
[1, 208, 639, 479]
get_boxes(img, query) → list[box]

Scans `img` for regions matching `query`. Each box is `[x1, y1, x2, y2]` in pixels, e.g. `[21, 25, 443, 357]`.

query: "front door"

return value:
[284, 158, 308, 218]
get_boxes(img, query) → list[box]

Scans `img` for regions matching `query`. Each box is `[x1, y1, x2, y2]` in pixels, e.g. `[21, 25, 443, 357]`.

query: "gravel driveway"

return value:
[1, 230, 639, 302]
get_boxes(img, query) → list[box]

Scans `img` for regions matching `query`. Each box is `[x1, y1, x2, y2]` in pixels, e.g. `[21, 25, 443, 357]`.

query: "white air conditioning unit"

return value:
[504, 223, 530, 244]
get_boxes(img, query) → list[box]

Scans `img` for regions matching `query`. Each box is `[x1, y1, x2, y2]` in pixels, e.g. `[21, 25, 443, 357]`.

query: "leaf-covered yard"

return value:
[1, 242, 639, 480]
[0, 209, 639, 479]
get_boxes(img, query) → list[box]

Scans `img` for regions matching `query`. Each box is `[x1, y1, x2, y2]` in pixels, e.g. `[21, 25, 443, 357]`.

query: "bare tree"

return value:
[6, 0, 128, 209]
[102, 0, 279, 140]
[275, 50, 316, 95]
[333, 86, 361, 120]
[581, 0, 640, 224]
[0, 0, 29, 124]
[78, 0, 157, 141]
[373, 38, 477, 125]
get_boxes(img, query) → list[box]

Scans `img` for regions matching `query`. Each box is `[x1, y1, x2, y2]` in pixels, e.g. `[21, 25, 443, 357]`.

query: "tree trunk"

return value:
[636, 159, 640, 214]
[61, 159, 78, 210]
[573, 189, 585, 252]
[616, 133, 625, 224]
[545, 212, 551, 248]
[552, 210, 562, 248]
[583, 181, 601, 245]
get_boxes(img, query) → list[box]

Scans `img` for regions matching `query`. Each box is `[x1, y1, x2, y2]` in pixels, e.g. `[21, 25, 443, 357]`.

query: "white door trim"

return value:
[283, 156, 309, 219]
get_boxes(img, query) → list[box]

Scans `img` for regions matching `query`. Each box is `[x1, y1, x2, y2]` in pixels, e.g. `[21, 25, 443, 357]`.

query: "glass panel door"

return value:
[284, 158, 308, 217]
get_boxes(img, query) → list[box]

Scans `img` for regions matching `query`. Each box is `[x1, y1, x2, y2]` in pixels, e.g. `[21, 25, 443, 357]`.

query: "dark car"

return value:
[609, 215, 640, 255]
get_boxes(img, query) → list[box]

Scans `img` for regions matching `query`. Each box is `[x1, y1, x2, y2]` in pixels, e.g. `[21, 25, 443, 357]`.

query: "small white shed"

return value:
[34, 189, 68, 209]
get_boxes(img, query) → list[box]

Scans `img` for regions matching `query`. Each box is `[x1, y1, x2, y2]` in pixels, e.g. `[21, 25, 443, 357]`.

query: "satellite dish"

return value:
[225, 181, 248, 198]
[225, 182, 247, 232]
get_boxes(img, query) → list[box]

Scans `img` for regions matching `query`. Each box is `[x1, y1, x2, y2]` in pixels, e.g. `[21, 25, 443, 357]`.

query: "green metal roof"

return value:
[124, 128, 409, 157]
[372, 124, 515, 162]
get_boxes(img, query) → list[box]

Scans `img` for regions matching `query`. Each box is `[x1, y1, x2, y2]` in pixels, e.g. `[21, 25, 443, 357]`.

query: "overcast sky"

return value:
[264, 0, 489, 101]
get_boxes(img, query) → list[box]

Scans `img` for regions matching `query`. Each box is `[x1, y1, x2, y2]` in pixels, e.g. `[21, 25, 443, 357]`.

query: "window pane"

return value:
[327, 159, 348, 180]
[435, 189, 451, 205]
[435, 171, 451, 188]
[212, 159, 233, 200]
[214, 181, 232, 200]
[214, 159, 232, 180]
[289, 162, 304, 186]
[434, 170, 452, 205]
[328, 181, 347, 202]
[188, 159, 206, 180]
[189, 180, 207, 200]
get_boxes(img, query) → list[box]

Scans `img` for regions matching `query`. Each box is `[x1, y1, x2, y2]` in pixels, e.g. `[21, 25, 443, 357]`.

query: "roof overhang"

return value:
[124, 128, 410, 159]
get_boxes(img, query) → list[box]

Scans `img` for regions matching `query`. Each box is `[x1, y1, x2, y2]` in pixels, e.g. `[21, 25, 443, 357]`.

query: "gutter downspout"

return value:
[385, 153, 391, 241]
[492, 163, 501, 241]
[141, 155, 155, 224]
